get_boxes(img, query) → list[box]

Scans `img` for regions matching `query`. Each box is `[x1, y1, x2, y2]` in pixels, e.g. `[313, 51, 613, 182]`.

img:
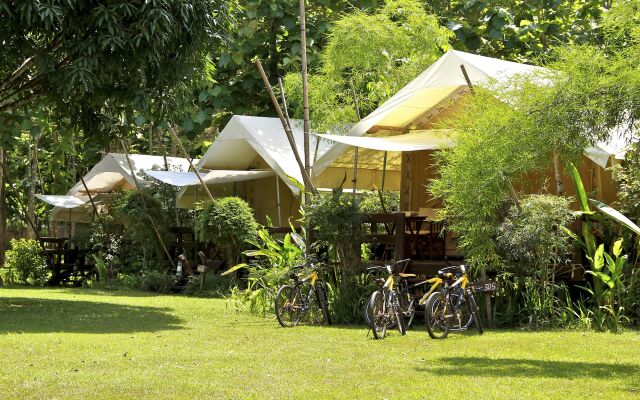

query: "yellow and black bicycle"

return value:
[274, 263, 331, 327]
[419, 264, 483, 339]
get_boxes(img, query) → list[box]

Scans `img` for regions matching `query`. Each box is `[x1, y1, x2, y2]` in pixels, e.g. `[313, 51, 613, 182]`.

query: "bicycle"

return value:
[274, 263, 331, 327]
[365, 259, 417, 339]
[364, 260, 429, 330]
[419, 264, 483, 339]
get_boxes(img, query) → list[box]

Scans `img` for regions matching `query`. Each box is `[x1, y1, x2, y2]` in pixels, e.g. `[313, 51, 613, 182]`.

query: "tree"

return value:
[430, 44, 636, 267]
[426, 0, 606, 62]
[199, 0, 379, 119]
[283, 0, 452, 133]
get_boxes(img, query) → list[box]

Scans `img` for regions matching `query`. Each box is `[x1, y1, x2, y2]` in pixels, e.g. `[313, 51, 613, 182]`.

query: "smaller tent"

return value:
[47, 153, 193, 222]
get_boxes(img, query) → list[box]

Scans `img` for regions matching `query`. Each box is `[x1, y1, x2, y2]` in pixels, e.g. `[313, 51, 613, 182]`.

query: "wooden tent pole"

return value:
[255, 60, 317, 194]
[79, 175, 98, 219]
[166, 124, 215, 203]
[299, 0, 311, 202]
[275, 175, 282, 227]
[119, 139, 176, 270]
[353, 147, 359, 197]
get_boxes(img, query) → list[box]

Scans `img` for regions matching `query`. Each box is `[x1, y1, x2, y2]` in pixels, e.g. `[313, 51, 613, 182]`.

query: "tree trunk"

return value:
[553, 151, 564, 195]
[27, 138, 37, 239]
[0, 147, 6, 265]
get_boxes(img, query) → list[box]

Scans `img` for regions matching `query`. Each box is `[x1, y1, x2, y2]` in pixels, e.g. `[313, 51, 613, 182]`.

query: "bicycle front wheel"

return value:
[275, 285, 302, 327]
[368, 290, 387, 340]
[425, 291, 450, 339]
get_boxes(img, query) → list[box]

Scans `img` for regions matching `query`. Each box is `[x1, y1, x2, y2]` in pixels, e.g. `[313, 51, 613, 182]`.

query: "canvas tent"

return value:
[315, 50, 633, 210]
[173, 115, 401, 225]
[47, 153, 193, 223]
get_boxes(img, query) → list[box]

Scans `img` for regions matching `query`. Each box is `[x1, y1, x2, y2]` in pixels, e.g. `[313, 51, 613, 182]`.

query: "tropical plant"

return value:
[225, 228, 305, 316]
[194, 197, 259, 266]
[305, 193, 364, 276]
[4, 238, 48, 285]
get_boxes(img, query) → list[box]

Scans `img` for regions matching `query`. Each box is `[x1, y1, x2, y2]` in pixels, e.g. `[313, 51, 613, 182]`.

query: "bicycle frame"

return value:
[419, 273, 469, 305]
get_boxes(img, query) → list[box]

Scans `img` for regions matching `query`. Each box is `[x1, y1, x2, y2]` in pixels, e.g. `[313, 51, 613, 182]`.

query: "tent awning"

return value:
[316, 130, 455, 152]
[145, 169, 275, 187]
[36, 195, 90, 209]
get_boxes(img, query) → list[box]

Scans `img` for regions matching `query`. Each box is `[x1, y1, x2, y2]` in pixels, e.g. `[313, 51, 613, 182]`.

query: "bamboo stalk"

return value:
[299, 0, 311, 203]
[166, 123, 215, 203]
[254, 59, 317, 194]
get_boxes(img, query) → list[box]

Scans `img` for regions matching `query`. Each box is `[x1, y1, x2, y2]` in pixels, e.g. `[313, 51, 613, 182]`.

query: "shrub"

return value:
[194, 197, 259, 265]
[4, 239, 48, 285]
[497, 194, 574, 274]
[358, 191, 399, 214]
[139, 270, 175, 293]
[305, 193, 364, 276]
[111, 190, 173, 271]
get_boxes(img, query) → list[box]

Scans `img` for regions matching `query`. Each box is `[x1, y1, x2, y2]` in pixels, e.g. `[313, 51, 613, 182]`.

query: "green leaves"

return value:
[567, 162, 590, 212]
[590, 198, 640, 235]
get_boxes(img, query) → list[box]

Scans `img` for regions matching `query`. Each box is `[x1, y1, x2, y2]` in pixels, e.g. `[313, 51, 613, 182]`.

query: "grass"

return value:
[1, 287, 639, 399]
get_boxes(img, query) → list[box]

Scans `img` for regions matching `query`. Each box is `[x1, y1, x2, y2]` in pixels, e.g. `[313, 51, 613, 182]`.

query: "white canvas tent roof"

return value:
[315, 50, 633, 170]
[51, 153, 192, 221]
[146, 169, 275, 187]
[187, 115, 333, 195]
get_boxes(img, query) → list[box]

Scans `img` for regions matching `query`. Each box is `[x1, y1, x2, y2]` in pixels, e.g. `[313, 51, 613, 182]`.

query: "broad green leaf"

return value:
[221, 263, 248, 276]
[582, 222, 597, 257]
[567, 162, 590, 212]
[593, 244, 604, 270]
[612, 238, 623, 257]
[590, 199, 640, 235]
[604, 252, 616, 275]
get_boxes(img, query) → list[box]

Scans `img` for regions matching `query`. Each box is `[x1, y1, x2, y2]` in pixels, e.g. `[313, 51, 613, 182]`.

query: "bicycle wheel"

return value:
[391, 291, 406, 335]
[303, 284, 324, 325]
[449, 290, 473, 331]
[275, 285, 302, 327]
[315, 284, 332, 325]
[425, 291, 450, 339]
[467, 289, 484, 335]
[368, 290, 387, 340]
[363, 290, 377, 327]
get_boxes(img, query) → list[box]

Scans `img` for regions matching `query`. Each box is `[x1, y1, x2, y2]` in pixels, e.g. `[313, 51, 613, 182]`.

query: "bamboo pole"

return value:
[166, 123, 215, 203]
[460, 64, 475, 94]
[299, 0, 311, 203]
[118, 139, 176, 269]
[278, 77, 292, 131]
[254, 60, 317, 194]
[79, 175, 98, 219]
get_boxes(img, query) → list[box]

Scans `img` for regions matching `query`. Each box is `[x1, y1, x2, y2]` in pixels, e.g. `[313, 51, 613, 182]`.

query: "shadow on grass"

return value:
[419, 356, 640, 381]
[0, 297, 184, 334]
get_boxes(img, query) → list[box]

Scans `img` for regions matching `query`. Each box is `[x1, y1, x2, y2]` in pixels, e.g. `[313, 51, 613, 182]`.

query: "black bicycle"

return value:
[365, 259, 422, 339]
[421, 264, 483, 339]
[274, 263, 331, 327]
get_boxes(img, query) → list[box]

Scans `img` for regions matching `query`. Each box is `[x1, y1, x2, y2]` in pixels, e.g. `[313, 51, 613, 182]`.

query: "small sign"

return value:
[473, 281, 498, 292]
[197, 265, 208, 273]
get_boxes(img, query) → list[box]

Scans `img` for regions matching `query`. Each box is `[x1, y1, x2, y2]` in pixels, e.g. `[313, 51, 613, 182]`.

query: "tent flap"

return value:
[36, 195, 90, 209]
[146, 169, 275, 187]
[316, 130, 455, 152]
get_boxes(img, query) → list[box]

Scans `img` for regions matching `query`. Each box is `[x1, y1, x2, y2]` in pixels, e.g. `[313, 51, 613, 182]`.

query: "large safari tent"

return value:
[166, 115, 401, 225]
[316, 50, 628, 213]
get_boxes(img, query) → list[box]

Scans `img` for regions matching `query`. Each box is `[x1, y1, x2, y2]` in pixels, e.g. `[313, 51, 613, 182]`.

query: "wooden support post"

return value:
[394, 212, 406, 261]
[352, 147, 359, 197]
[400, 152, 412, 211]
[119, 139, 176, 270]
[480, 269, 493, 328]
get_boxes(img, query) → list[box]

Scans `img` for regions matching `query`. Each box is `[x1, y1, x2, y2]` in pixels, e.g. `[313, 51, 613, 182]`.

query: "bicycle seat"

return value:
[399, 273, 416, 278]
[388, 259, 411, 274]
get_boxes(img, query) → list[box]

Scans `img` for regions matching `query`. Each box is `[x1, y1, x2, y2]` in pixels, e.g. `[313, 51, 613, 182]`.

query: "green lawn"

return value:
[1, 288, 639, 399]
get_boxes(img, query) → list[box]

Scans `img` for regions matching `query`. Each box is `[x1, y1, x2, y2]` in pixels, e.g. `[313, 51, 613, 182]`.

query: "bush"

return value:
[4, 239, 48, 285]
[497, 194, 574, 274]
[139, 270, 175, 293]
[359, 191, 399, 214]
[306, 193, 364, 276]
[194, 197, 259, 265]
[112, 190, 173, 272]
